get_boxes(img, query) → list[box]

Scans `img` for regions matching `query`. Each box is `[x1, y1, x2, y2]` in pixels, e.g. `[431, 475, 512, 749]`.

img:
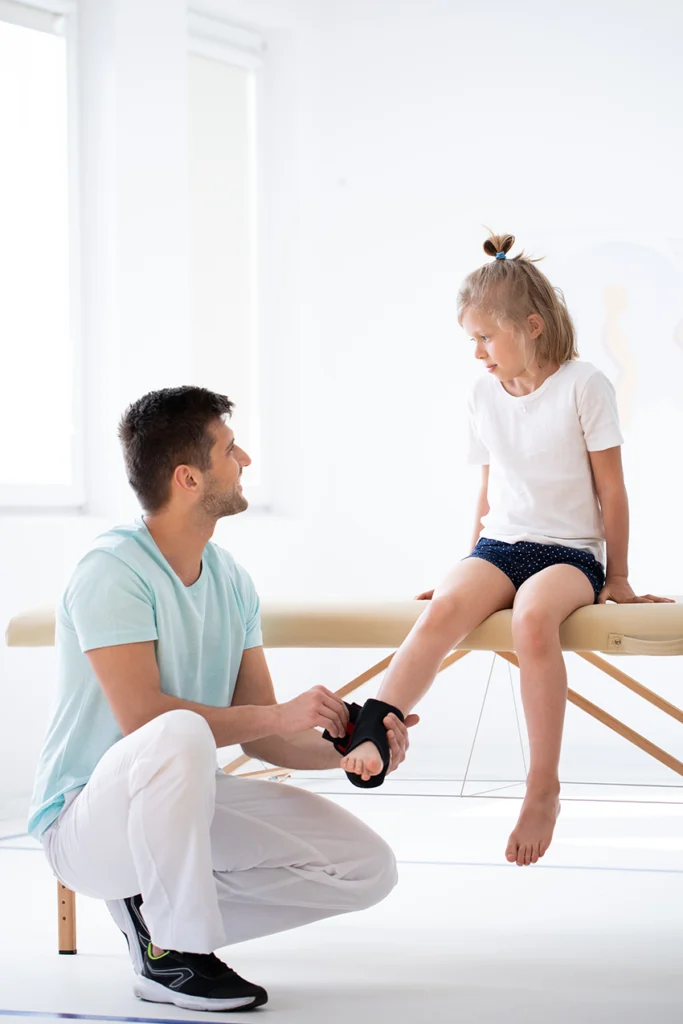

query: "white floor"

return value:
[2, 782, 683, 1024]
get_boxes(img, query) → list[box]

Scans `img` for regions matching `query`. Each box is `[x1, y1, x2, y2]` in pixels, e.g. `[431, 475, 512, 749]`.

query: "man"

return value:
[29, 387, 417, 1012]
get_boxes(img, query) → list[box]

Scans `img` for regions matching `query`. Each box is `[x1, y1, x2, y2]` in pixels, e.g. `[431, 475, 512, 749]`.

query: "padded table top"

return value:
[5, 599, 683, 655]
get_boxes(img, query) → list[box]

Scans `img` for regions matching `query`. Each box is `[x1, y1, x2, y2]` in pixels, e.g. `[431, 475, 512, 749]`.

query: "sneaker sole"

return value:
[134, 975, 265, 1012]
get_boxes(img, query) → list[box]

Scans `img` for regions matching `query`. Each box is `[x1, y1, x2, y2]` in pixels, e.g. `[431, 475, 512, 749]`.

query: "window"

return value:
[0, 0, 81, 507]
[188, 19, 264, 498]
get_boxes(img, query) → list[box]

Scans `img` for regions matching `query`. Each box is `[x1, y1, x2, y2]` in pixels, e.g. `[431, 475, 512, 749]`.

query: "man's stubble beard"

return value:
[202, 486, 248, 520]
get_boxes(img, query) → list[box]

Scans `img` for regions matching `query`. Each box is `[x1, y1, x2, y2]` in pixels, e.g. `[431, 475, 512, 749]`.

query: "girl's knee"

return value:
[512, 608, 559, 653]
[420, 595, 460, 632]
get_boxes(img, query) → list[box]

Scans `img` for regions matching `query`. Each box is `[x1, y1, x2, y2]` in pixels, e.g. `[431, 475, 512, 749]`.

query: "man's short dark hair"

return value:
[118, 386, 234, 512]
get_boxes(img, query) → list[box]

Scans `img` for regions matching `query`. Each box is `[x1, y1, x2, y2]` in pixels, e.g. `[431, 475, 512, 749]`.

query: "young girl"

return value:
[340, 232, 672, 867]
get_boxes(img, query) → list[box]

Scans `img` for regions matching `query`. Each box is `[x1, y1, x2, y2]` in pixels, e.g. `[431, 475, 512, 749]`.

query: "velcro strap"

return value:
[322, 702, 363, 755]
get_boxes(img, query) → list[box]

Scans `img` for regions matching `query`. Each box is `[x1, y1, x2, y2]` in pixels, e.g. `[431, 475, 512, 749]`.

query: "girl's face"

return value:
[461, 308, 541, 382]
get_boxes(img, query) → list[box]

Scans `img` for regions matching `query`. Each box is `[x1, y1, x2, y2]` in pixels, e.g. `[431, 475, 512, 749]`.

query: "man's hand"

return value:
[598, 576, 675, 605]
[384, 712, 420, 774]
[273, 686, 350, 738]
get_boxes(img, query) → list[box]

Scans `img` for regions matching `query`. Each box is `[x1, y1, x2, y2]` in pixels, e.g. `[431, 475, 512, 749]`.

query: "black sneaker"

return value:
[134, 942, 268, 1012]
[106, 894, 150, 975]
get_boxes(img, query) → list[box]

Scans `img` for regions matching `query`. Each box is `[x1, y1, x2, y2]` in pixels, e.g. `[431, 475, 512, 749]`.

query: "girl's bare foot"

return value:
[340, 740, 383, 782]
[505, 788, 561, 866]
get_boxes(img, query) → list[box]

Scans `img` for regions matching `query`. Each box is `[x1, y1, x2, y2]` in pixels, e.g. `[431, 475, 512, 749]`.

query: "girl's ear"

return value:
[527, 313, 545, 339]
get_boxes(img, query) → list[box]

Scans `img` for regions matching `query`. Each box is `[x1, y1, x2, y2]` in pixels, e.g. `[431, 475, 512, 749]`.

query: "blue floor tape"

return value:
[0, 1011, 241, 1024]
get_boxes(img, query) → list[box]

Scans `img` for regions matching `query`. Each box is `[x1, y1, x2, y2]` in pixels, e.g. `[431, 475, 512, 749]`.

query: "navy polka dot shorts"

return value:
[467, 538, 605, 602]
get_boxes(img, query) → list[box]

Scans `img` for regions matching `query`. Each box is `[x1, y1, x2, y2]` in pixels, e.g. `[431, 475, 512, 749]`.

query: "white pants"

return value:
[43, 710, 397, 953]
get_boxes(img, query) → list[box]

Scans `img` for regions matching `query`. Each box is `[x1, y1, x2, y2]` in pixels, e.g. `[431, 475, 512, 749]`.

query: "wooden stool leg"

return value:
[57, 881, 77, 954]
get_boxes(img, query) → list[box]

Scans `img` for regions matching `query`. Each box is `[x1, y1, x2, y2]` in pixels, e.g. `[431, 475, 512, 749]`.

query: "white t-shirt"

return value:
[467, 360, 624, 564]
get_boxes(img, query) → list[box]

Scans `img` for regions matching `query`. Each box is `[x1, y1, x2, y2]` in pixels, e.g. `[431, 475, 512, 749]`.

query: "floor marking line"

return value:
[305, 790, 683, 805]
[398, 859, 683, 875]
[0, 1010, 244, 1024]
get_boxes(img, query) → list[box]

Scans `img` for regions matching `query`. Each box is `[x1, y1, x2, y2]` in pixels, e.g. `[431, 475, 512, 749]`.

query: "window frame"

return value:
[0, 0, 84, 511]
[187, 13, 271, 512]
[0, 6, 271, 513]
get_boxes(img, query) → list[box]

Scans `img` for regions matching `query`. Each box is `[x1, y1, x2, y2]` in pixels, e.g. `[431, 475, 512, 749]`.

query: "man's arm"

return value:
[234, 647, 419, 774]
[86, 642, 349, 747]
[233, 647, 345, 770]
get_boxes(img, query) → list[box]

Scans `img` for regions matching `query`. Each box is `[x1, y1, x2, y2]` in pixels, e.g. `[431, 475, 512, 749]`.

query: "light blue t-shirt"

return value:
[28, 519, 262, 839]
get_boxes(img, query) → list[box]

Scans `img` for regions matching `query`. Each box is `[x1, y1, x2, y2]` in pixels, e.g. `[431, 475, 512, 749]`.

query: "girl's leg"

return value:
[341, 557, 516, 781]
[507, 564, 595, 866]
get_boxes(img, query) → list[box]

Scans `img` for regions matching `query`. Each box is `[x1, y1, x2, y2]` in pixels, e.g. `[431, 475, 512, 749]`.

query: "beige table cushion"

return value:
[5, 599, 683, 654]
[5, 606, 56, 648]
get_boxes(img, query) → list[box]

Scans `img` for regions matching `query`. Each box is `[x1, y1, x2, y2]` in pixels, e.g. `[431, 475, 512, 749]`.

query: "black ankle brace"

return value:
[344, 698, 404, 790]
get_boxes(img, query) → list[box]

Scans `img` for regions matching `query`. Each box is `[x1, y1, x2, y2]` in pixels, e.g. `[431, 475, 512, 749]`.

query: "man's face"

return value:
[201, 419, 251, 519]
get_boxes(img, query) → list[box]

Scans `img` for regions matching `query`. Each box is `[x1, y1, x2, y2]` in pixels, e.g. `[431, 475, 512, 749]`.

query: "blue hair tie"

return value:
[495, 251, 506, 260]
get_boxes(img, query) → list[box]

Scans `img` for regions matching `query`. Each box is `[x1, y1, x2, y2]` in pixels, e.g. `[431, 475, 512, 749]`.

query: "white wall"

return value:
[225, 0, 683, 793]
[3, 0, 683, 817]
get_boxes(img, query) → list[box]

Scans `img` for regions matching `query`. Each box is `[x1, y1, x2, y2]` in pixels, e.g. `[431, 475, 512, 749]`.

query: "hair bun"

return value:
[483, 233, 515, 259]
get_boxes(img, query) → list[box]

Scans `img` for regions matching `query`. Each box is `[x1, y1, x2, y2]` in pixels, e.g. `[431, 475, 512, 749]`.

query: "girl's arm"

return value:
[415, 465, 490, 602]
[471, 464, 490, 552]
[589, 447, 672, 604]
[589, 446, 629, 581]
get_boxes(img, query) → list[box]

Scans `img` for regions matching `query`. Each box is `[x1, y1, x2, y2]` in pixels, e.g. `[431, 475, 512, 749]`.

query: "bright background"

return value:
[2, 0, 683, 818]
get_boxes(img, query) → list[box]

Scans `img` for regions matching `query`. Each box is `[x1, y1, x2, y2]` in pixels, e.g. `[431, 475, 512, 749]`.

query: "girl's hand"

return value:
[414, 589, 434, 601]
[598, 576, 675, 605]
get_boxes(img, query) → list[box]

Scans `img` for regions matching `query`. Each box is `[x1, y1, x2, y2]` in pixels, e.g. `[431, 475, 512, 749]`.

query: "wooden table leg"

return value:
[578, 651, 683, 723]
[498, 651, 683, 777]
[58, 881, 76, 954]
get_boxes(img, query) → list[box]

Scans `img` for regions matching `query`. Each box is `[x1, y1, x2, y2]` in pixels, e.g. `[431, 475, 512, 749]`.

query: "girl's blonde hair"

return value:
[457, 232, 579, 365]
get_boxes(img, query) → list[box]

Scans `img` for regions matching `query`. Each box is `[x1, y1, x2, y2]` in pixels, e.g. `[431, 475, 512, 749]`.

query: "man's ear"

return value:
[173, 464, 200, 495]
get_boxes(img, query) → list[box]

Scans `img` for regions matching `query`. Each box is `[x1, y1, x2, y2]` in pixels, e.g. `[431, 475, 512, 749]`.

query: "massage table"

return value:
[6, 598, 683, 953]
